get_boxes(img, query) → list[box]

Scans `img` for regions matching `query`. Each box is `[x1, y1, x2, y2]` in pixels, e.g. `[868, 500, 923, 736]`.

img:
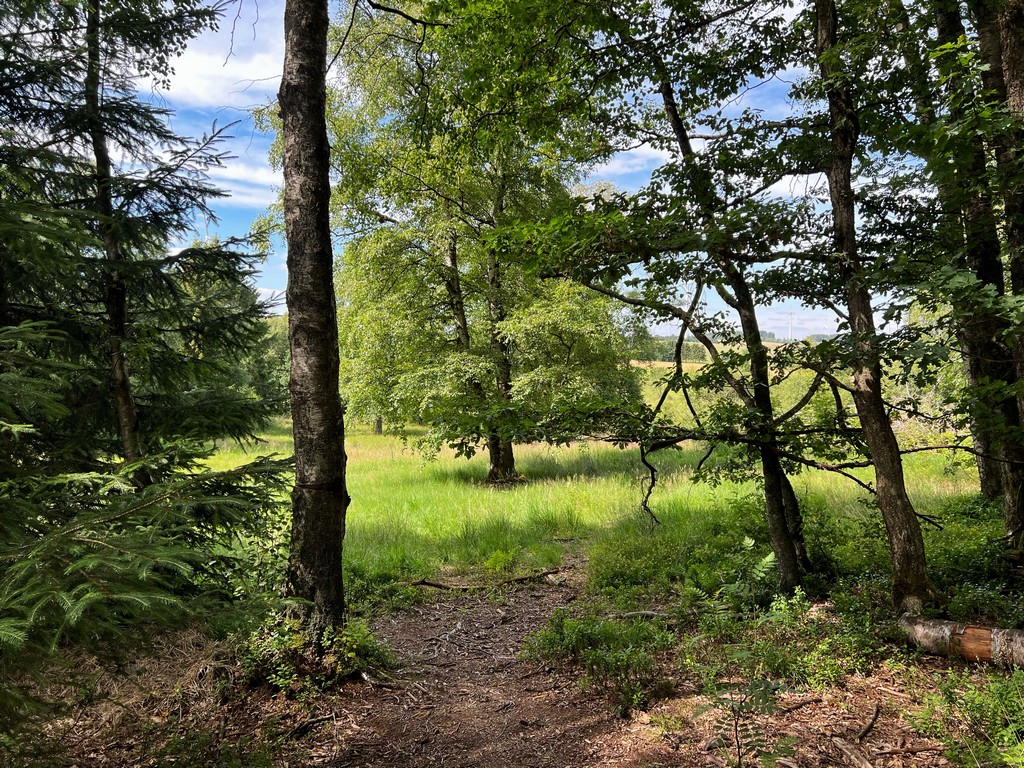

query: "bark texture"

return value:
[936, 0, 1024, 544]
[900, 615, 1024, 666]
[280, 0, 348, 638]
[724, 268, 810, 589]
[1003, 0, 1024, 117]
[485, 187, 517, 484]
[442, 234, 516, 483]
[816, 0, 932, 614]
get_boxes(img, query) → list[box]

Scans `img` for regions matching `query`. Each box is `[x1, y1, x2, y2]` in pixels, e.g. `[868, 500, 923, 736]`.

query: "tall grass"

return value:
[213, 416, 990, 616]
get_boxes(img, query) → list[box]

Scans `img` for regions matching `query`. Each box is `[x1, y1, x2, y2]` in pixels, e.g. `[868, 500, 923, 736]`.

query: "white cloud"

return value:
[592, 144, 671, 181]
[154, 0, 286, 110]
[766, 172, 828, 201]
[208, 156, 279, 187]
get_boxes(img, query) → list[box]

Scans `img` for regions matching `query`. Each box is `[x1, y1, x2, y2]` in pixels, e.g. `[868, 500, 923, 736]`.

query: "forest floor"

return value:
[43, 560, 958, 768]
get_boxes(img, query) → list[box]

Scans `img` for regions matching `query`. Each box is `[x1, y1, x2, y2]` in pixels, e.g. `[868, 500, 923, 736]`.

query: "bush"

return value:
[913, 669, 1024, 766]
[524, 609, 675, 714]
[236, 616, 395, 697]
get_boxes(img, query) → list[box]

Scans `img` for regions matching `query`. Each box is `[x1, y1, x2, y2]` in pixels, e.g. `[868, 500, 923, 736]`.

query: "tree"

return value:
[324, 3, 642, 482]
[0, 0, 286, 730]
[812, 0, 933, 612]
[279, 0, 349, 637]
[442, 0, 820, 588]
[419, 0, 948, 605]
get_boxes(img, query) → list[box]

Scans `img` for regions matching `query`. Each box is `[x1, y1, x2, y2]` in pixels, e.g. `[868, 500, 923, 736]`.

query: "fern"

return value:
[0, 454, 290, 733]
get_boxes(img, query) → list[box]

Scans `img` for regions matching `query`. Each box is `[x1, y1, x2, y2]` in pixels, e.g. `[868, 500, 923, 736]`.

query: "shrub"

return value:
[524, 609, 675, 714]
[236, 616, 395, 697]
[912, 669, 1024, 766]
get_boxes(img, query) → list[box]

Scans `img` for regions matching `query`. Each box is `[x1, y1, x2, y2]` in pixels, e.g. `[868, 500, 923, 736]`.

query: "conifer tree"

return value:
[0, 0, 285, 732]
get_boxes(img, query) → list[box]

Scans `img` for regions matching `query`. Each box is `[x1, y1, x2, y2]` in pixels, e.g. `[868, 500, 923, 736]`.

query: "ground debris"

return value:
[37, 570, 963, 768]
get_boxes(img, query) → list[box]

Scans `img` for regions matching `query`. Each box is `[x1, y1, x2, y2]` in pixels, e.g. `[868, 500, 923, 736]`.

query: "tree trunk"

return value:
[443, 233, 472, 352]
[722, 267, 809, 589]
[486, 435, 517, 484]
[816, 0, 933, 614]
[935, 0, 1024, 545]
[1002, 0, 1024, 118]
[279, 0, 348, 640]
[971, 0, 1024, 536]
[484, 182, 517, 484]
[442, 231, 516, 483]
[779, 469, 810, 569]
[85, 0, 144, 467]
[900, 615, 1024, 666]
[963, 353, 1005, 500]
[373, 416, 383, 435]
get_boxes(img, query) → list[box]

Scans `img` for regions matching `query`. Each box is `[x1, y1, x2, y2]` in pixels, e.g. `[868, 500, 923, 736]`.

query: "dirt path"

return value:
[322, 580, 635, 767]
[299, 579, 951, 768]
[47, 572, 955, 768]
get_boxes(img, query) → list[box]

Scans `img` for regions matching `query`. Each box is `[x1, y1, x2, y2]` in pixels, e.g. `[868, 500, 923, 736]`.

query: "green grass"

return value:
[212, 416, 997, 621]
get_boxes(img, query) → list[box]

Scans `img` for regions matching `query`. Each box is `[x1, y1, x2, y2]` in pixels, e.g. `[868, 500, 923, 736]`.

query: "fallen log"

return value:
[899, 615, 1024, 666]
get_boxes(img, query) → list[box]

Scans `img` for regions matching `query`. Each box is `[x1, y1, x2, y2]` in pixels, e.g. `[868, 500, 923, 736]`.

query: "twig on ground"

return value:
[872, 745, 942, 756]
[856, 702, 880, 743]
[780, 696, 823, 713]
[517, 665, 550, 681]
[496, 568, 561, 586]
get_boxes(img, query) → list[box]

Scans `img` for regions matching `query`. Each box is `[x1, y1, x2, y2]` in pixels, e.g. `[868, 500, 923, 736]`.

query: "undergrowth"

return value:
[912, 669, 1024, 766]
[235, 615, 396, 699]
[523, 608, 676, 715]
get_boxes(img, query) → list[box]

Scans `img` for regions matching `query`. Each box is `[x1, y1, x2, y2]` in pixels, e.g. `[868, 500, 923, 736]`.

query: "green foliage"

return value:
[308, 3, 643, 469]
[236, 616, 395, 697]
[912, 670, 1024, 767]
[701, 679, 792, 768]
[524, 609, 675, 715]
[587, 501, 777, 608]
[152, 731, 274, 768]
[0, 457, 289, 732]
[0, 0, 288, 740]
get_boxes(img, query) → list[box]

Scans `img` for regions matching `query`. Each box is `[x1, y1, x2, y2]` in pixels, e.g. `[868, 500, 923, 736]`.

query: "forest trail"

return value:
[323, 575, 660, 767]
[49, 564, 954, 767]
[293, 571, 950, 768]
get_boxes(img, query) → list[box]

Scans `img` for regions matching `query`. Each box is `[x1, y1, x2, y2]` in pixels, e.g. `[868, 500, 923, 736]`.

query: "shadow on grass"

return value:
[432, 443, 713, 486]
[345, 504, 595, 588]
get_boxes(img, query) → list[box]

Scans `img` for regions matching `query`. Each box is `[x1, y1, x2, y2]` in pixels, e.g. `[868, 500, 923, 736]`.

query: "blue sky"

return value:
[160, 0, 839, 339]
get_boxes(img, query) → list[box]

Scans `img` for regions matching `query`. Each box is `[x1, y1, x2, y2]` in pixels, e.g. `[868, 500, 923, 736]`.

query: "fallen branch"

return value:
[402, 579, 475, 591]
[856, 702, 880, 743]
[496, 568, 561, 586]
[780, 695, 822, 713]
[872, 745, 942, 756]
[610, 611, 670, 620]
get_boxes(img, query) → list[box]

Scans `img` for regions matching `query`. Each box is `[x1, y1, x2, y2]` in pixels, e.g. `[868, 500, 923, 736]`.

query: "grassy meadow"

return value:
[211, 412, 1001, 622]
[173, 410, 1024, 767]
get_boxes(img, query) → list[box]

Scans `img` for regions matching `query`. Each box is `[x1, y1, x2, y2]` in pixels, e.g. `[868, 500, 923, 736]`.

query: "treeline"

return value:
[632, 336, 709, 363]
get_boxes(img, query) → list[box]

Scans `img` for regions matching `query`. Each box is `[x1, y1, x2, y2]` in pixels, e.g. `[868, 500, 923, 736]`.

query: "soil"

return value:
[42, 564, 958, 768]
